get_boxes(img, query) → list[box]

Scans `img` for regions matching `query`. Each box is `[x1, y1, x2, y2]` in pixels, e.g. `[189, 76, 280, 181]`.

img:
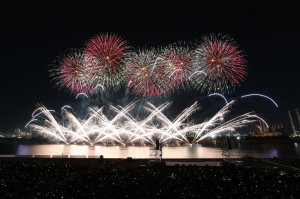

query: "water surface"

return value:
[1, 142, 300, 158]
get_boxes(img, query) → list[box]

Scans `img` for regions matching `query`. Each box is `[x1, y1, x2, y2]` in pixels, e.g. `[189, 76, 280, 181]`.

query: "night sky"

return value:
[1, 2, 299, 134]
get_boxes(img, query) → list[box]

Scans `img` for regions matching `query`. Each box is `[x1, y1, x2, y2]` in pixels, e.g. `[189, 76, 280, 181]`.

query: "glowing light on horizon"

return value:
[241, 94, 278, 107]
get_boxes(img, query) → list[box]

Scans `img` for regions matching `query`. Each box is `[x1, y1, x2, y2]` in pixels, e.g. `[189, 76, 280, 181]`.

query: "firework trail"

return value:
[162, 42, 196, 90]
[94, 84, 105, 91]
[49, 50, 95, 94]
[241, 94, 278, 107]
[192, 33, 247, 94]
[61, 105, 72, 110]
[76, 93, 88, 99]
[27, 100, 265, 145]
[208, 93, 228, 103]
[246, 114, 269, 128]
[83, 33, 129, 93]
[191, 101, 259, 142]
[169, 69, 182, 78]
[127, 80, 132, 87]
[189, 71, 207, 79]
[126, 48, 170, 97]
[150, 57, 163, 75]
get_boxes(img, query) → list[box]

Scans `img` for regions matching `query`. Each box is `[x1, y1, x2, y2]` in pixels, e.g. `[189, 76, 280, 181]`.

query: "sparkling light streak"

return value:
[246, 114, 269, 128]
[76, 93, 88, 99]
[27, 100, 264, 145]
[150, 57, 163, 75]
[241, 94, 278, 107]
[208, 93, 228, 104]
[189, 71, 207, 79]
[128, 80, 132, 87]
[25, 119, 37, 128]
[94, 84, 105, 91]
[26, 109, 55, 128]
[33, 110, 55, 119]
[168, 69, 182, 78]
[61, 105, 72, 110]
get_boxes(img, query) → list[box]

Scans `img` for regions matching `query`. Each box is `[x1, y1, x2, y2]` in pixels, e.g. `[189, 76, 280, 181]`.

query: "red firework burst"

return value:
[193, 33, 247, 93]
[51, 52, 95, 94]
[126, 49, 170, 97]
[161, 42, 195, 90]
[83, 34, 129, 92]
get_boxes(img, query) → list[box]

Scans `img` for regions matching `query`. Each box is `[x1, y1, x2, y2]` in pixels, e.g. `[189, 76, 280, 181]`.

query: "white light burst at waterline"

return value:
[26, 100, 266, 145]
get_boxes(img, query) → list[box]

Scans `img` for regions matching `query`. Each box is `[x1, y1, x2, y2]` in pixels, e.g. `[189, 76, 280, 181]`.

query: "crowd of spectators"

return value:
[0, 161, 84, 198]
[155, 167, 300, 198]
[1, 160, 300, 198]
[268, 158, 300, 168]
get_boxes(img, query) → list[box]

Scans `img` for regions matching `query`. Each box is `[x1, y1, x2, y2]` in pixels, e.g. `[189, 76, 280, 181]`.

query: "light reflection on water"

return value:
[1, 142, 298, 158]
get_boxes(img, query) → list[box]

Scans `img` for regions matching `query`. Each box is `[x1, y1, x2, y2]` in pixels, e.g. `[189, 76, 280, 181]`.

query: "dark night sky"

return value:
[1, 1, 300, 134]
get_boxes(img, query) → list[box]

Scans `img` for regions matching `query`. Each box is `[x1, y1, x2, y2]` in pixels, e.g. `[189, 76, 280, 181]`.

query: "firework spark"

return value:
[27, 100, 264, 145]
[126, 49, 170, 97]
[83, 34, 129, 93]
[49, 33, 248, 97]
[209, 93, 228, 104]
[76, 93, 88, 99]
[162, 42, 196, 90]
[94, 84, 105, 91]
[189, 71, 207, 79]
[192, 33, 247, 94]
[241, 94, 278, 107]
[61, 105, 72, 110]
[50, 51, 95, 94]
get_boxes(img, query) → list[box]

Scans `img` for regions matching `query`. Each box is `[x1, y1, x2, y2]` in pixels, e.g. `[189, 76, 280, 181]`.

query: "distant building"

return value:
[273, 132, 282, 136]
[248, 131, 273, 137]
[14, 126, 32, 138]
[263, 133, 274, 137]
[232, 132, 240, 137]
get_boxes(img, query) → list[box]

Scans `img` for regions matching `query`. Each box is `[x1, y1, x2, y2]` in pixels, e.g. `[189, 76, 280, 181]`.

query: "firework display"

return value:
[49, 33, 247, 97]
[241, 94, 278, 107]
[208, 93, 228, 104]
[50, 51, 95, 94]
[192, 33, 247, 94]
[27, 100, 265, 145]
[83, 34, 129, 93]
[23, 31, 280, 153]
[126, 49, 170, 97]
[161, 42, 196, 90]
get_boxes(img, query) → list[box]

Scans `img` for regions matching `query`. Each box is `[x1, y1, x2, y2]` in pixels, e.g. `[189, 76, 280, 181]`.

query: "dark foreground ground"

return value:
[0, 156, 294, 168]
[1, 157, 300, 198]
